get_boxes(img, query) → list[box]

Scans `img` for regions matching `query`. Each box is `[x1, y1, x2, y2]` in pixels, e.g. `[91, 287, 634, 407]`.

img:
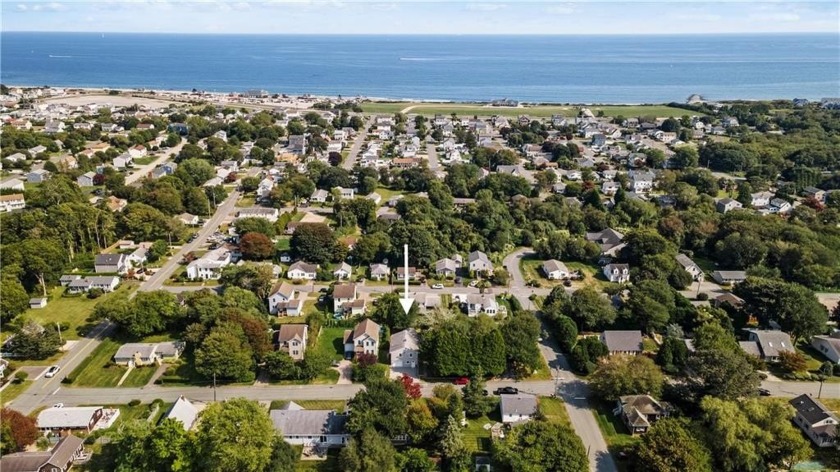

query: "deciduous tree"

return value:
[193, 398, 276, 472]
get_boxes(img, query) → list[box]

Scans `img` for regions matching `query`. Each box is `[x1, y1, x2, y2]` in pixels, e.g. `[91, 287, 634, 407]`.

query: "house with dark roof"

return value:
[614, 395, 671, 435]
[0, 434, 85, 472]
[811, 333, 840, 364]
[790, 394, 838, 447]
[585, 228, 625, 256]
[742, 329, 794, 362]
[94, 253, 128, 274]
[270, 408, 348, 447]
[600, 330, 643, 355]
[712, 270, 747, 285]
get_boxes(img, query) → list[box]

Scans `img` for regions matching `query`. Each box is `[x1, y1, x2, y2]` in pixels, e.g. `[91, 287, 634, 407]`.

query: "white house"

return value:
[94, 253, 129, 274]
[542, 259, 570, 280]
[500, 394, 538, 424]
[603, 263, 630, 283]
[113, 153, 133, 169]
[333, 262, 352, 280]
[268, 282, 297, 315]
[468, 251, 494, 275]
[287, 261, 318, 280]
[163, 396, 200, 431]
[465, 293, 499, 317]
[66, 276, 120, 294]
[77, 171, 97, 187]
[811, 333, 840, 364]
[0, 193, 26, 212]
[275, 324, 308, 361]
[186, 247, 232, 280]
[270, 408, 348, 447]
[369, 263, 390, 281]
[310, 189, 329, 203]
[389, 329, 419, 369]
[675, 254, 703, 281]
[236, 207, 279, 222]
[790, 395, 838, 448]
[0, 177, 25, 191]
[344, 318, 380, 357]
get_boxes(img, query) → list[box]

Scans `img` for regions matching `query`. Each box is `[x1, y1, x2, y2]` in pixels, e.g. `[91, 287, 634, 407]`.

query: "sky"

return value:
[2, 0, 839, 35]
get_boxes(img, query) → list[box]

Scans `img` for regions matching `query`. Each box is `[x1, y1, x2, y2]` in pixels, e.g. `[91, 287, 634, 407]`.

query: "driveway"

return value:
[334, 361, 353, 385]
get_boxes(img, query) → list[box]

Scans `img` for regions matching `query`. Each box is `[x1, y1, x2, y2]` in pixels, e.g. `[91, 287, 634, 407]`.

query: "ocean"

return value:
[1, 32, 838, 104]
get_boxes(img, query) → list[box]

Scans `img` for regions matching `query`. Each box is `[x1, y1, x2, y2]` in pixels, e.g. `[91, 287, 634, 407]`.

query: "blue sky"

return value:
[2, 1, 839, 34]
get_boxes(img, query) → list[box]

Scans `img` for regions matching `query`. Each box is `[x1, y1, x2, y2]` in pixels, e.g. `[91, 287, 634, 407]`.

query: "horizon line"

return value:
[3, 30, 837, 36]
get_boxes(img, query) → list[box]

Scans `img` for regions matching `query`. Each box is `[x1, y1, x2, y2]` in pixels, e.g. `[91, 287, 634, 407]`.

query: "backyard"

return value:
[24, 282, 137, 339]
[316, 327, 347, 362]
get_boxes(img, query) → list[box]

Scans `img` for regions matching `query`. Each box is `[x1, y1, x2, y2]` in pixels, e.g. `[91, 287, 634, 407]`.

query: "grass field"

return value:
[120, 365, 159, 388]
[66, 338, 126, 387]
[539, 397, 571, 425]
[236, 195, 256, 208]
[360, 102, 697, 118]
[295, 449, 340, 471]
[24, 283, 137, 339]
[272, 399, 348, 412]
[593, 399, 640, 469]
[463, 413, 497, 453]
[316, 327, 347, 362]
[1, 380, 32, 406]
[131, 156, 155, 165]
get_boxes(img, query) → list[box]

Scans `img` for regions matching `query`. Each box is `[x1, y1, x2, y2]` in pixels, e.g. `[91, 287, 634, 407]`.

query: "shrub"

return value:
[61, 376, 74, 384]
[128, 399, 141, 407]
[14, 371, 28, 383]
[696, 292, 709, 301]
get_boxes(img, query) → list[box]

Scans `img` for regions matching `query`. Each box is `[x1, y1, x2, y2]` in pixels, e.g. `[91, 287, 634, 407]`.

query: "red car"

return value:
[453, 377, 470, 385]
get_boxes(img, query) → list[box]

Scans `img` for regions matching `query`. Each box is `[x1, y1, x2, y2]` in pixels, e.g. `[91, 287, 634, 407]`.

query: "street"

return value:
[425, 141, 441, 171]
[341, 121, 368, 170]
[124, 141, 185, 186]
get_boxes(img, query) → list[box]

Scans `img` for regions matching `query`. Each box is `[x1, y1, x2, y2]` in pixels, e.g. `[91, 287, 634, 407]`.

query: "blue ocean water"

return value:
[1, 32, 838, 103]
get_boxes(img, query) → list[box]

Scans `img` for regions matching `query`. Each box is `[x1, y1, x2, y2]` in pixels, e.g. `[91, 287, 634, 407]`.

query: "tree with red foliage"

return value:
[356, 352, 378, 368]
[0, 408, 40, 454]
[239, 232, 274, 260]
[399, 373, 422, 400]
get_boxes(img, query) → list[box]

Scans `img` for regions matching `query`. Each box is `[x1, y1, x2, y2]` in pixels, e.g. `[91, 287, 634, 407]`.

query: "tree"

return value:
[493, 420, 588, 472]
[501, 312, 542, 378]
[439, 415, 471, 471]
[98, 290, 182, 338]
[4, 321, 63, 360]
[339, 428, 399, 472]
[0, 275, 30, 323]
[4, 239, 66, 295]
[399, 448, 436, 472]
[147, 239, 169, 262]
[734, 278, 828, 343]
[145, 418, 191, 472]
[655, 336, 689, 374]
[589, 355, 665, 401]
[195, 324, 256, 382]
[240, 176, 261, 193]
[399, 373, 422, 400]
[569, 337, 609, 374]
[406, 401, 438, 444]
[263, 350, 298, 380]
[291, 223, 338, 264]
[560, 286, 617, 331]
[193, 398, 277, 472]
[235, 216, 277, 238]
[239, 232, 275, 260]
[346, 379, 408, 438]
[687, 349, 760, 400]
[552, 315, 578, 353]
[0, 408, 39, 454]
[462, 374, 496, 418]
[672, 146, 699, 169]
[778, 350, 808, 373]
[219, 263, 274, 299]
[371, 292, 419, 331]
[633, 418, 712, 472]
[182, 187, 211, 216]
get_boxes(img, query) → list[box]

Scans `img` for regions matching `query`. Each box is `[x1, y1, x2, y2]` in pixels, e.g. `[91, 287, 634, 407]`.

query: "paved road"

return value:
[342, 122, 368, 170]
[125, 141, 184, 186]
[762, 380, 840, 398]
[425, 142, 441, 171]
[140, 190, 240, 292]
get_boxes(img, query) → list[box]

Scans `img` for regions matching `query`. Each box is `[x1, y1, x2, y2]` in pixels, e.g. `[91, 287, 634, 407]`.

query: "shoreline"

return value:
[11, 83, 798, 108]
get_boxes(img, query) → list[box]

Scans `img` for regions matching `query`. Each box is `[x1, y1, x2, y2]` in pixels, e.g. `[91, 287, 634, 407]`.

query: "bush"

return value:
[14, 371, 28, 383]
[87, 288, 105, 299]
[61, 376, 74, 384]
[128, 399, 141, 407]
[696, 292, 709, 301]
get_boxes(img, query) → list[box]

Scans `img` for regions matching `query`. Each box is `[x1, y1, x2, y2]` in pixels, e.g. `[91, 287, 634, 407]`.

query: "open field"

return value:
[66, 338, 125, 387]
[24, 283, 137, 340]
[361, 101, 697, 118]
[316, 327, 347, 362]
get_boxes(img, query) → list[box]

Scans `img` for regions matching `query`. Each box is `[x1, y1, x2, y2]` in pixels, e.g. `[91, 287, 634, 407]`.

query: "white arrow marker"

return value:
[399, 243, 414, 314]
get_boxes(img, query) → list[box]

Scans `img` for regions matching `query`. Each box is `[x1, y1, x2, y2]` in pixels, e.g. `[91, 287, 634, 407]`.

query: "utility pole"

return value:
[56, 322, 62, 342]
[213, 372, 217, 402]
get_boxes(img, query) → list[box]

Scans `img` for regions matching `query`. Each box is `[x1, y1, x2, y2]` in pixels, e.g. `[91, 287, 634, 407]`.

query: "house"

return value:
[603, 263, 630, 283]
[601, 181, 620, 196]
[713, 292, 744, 308]
[0, 177, 25, 191]
[585, 228, 625, 256]
[600, 330, 643, 355]
[811, 333, 840, 364]
[268, 282, 297, 315]
[716, 198, 743, 214]
[614, 395, 671, 435]
[343, 319, 380, 357]
[742, 329, 794, 362]
[163, 396, 200, 431]
[77, 171, 97, 187]
[770, 198, 792, 214]
[789, 394, 838, 448]
[750, 191, 774, 208]
[0, 193, 26, 212]
[127, 145, 147, 158]
[270, 408, 349, 447]
[27, 297, 48, 310]
[468, 251, 494, 275]
[310, 189, 329, 203]
[113, 341, 183, 366]
[113, 154, 133, 169]
[675, 254, 703, 281]
[465, 293, 499, 316]
[94, 253, 129, 274]
[203, 176, 224, 187]
[0, 434, 85, 472]
[396, 266, 420, 281]
[435, 258, 458, 278]
[288, 135, 306, 154]
[287, 261, 318, 280]
[27, 169, 51, 184]
[333, 262, 352, 280]
[390, 329, 419, 369]
[541, 259, 570, 280]
[37, 406, 104, 433]
[66, 276, 120, 294]
[275, 324, 308, 361]
[333, 283, 361, 314]
[236, 207, 279, 222]
[105, 196, 128, 212]
[5, 152, 27, 163]
[803, 186, 826, 202]
[629, 171, 655, 193]
[256, 177, 275, 200]
[369, 263, 390, 281]
[44, 120, 66, 134]
[186, 247, 232, 280]
[334, 187, 355, 200]
[711, 270, 747, 285]
[500, 393, 538, 424]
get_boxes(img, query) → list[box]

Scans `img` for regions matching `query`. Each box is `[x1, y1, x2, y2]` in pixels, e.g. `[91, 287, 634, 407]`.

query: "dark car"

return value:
[453, 377, 470, 385]
[758, 388, 771, 396]
[493, 386, 519, 395]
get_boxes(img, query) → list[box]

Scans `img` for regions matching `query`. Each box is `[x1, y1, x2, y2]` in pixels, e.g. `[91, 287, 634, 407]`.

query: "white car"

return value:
[431, 283, 444, 289]
[45, 365, 60, 378]
[469, 280, 479, 287]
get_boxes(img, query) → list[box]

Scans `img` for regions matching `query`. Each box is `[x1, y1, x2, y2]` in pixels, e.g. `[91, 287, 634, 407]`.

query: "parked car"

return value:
[453, 377, 470, 385]
[45, 365, 60, 378]
[431, 283, 444, 289]
[493, 386, 519, 395]
[758, 388, 771, 396]
[468, 280, 479, 287]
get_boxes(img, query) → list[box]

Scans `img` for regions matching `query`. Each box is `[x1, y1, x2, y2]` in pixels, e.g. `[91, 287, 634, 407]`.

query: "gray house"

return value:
[94, 253, 129, 274]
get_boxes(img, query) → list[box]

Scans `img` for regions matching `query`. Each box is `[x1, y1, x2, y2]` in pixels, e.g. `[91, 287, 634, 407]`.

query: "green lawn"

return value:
[1, 380, 32, 406]
[463, 414, 496, 453]
[66, 338, 126, 387]
[373, 186, 405, 202]
[539, 397, 571, 425]
[316, 327, 347, 362]
[593, 400, 640, 470]
[120, 365, 159, 388]
[360, 102, 696, 118]
[236, 195, 256, 208]
[295, 449, 340, 471]
[276, 237, 292, 252]
[24, 283, 137, 339]
[131, 156, 155, 165]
